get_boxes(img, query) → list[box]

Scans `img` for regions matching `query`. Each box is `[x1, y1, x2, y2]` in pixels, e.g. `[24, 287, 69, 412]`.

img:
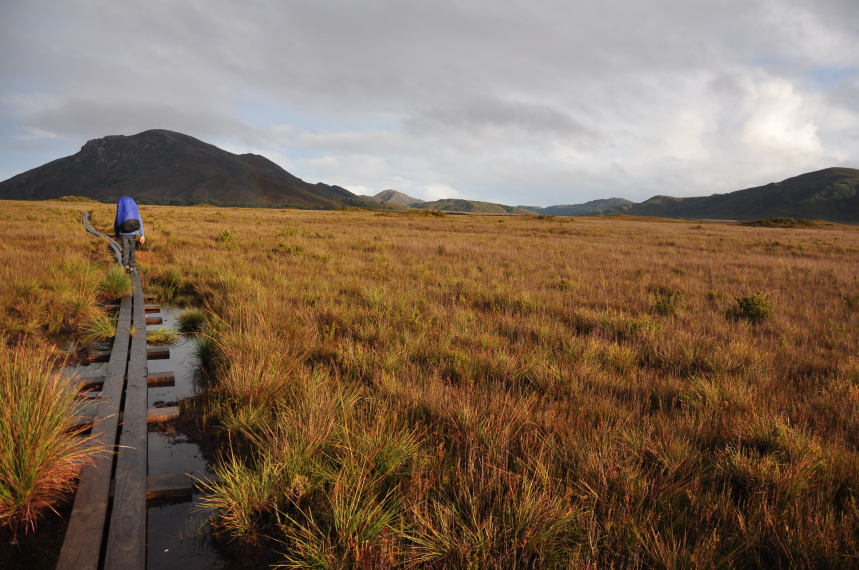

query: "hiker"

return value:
[114, 196, 145, 272]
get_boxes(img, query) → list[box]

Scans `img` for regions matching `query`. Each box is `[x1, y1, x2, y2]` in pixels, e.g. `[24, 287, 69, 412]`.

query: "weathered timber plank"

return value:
[90, 348, 169, 362]
[57, 295, 132, 570]
[105, 273, 148, 570]
[147, 371, 175, 387]
[145, 316, 163, 325]
[70, 374, 105, 391]
[87, 350, 112, 363]
[144, 304, 160, 313]
[147, 406, 180, 423]
[108, 473, 195, 499]
[144, 473, 194, 499]
[71, 372, 174, 395]
[147, 347, 170, 359]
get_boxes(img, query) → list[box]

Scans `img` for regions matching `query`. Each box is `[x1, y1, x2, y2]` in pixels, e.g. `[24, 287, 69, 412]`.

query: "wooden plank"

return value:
[105, 273, 148, 570]
[144, 294, 156, 300]
[145, 316, 163, 325]
[71, 372, 175, 395]
[147, 347, 170, 360]
[57, 295, 132, 570]
[144, 473, 194, 499]
[70, 374, 105, 392]
[144, 304, 160, 313]
[147, 406, 180, 423]
[86, 350, 112, 363]
[108, 473, 195, 500]
[70, 408, 97, 431]
[90, 348, 169, 362]
[147, 371, 175, 387]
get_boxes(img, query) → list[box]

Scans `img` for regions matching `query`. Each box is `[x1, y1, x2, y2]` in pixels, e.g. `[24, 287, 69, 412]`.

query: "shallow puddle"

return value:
[45, 304, 253, 569]
[146, 306, 226, 570]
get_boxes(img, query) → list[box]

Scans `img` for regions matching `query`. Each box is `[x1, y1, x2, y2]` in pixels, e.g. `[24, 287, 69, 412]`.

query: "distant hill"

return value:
[0, 129, 390, 209]
[603, 168, 859, 222]
[374, 189, 425, 205]
[523, 197, 634, 216]
[413, 199, 535, 215]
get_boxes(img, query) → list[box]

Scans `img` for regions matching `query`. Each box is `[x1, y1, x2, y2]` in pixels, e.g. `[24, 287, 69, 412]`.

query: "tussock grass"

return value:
[0, 342, 101, 538]
[177, 308, 206, 331]
[4, 201, 859, 566]
[79, 314, 116, 347]
[146, 327, 178, 344]
[153, 207, 859, 568]
[99, 265, 132, 298]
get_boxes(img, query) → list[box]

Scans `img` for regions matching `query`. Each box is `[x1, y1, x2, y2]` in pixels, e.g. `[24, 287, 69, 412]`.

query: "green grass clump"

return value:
[0, 342, 101, 537]
[99, 265, 132, 298]
[652, 288, 683, 316]
[734, 291, 775, 322]
[146, 327, 178, 344]
[194, 335, 219, 369]
[79, 314, 116, 346]
[177, 308, 206, 331]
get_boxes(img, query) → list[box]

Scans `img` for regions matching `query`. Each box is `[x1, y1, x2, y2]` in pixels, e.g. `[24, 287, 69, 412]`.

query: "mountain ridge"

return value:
[602, 167, 859, 222]
[374, 189, 425, 205]
[0, 130, 389, 209]
[412, 199, 535, 215]
[522, 197, 634, 216]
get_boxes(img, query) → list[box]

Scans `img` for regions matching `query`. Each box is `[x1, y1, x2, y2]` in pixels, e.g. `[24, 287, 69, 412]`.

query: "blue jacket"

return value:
[114, 196, 145, 237]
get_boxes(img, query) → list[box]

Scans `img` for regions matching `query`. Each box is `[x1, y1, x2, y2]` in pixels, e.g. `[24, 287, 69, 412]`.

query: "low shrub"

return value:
[734, 291, 775, 322]
[652, 288, 683, 316]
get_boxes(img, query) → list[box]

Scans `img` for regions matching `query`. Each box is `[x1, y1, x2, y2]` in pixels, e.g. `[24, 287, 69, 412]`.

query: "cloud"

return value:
[1, 0, 858, 204]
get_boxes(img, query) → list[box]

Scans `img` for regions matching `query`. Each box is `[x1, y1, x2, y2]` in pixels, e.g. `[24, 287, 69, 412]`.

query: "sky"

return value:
[1, 0, 858, 206]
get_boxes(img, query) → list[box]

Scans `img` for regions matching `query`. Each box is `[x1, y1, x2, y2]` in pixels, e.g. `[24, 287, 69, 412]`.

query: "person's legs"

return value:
[121, 235, 136, 268]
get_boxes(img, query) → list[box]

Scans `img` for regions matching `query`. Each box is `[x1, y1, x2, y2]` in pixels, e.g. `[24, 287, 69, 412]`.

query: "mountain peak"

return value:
[374, 189, 425, 205]
[0, 130, 372, 208]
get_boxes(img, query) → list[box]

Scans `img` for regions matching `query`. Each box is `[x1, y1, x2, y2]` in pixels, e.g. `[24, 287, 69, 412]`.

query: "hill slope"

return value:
[374, 189, 425, 205]
[414, 199, 535, 215]
[604, 168, 859, 222]
[523, 198, 635, 216]
[0, 130, 385, 209]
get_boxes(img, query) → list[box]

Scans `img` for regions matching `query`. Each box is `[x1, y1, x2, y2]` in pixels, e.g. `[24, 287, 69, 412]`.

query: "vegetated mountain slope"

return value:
[0, 129, 386, 209]
[374, 189, 425, 205]
[604, 167, 859, 222]
[413, 198, 535, 215]
[523, 197, 635, 216]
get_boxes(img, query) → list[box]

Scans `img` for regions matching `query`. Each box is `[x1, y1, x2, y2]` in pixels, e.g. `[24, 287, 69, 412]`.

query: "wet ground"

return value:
[145, 306, 226, 570]
[44, 305, 236, 569]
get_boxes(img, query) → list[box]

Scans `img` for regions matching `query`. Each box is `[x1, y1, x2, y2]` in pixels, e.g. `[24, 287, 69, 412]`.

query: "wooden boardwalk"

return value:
[57, 214, 184, 570]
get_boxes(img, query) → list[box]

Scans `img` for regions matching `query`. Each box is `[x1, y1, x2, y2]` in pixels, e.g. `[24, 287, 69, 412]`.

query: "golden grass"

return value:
[0, 341, 101, 538]
[4, 200, 859, 566]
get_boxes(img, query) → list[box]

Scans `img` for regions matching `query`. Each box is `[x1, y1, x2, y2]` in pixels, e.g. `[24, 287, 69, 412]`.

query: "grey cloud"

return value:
[1, 0, 858, 201]
[21, 98, 254, 145]
[405, 98, 597, 142]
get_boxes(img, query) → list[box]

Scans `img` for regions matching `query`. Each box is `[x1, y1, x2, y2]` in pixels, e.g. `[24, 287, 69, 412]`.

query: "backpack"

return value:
[119, 218, 141, 233]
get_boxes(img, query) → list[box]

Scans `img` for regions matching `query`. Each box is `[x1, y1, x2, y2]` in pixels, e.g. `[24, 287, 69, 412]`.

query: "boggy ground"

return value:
[3, 200, 859, 568]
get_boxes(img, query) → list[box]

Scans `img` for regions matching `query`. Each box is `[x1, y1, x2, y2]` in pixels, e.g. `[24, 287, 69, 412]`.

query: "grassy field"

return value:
[2, 200, 859, 567]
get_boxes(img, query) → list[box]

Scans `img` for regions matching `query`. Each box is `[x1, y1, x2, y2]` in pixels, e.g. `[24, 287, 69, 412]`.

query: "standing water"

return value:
[145, 306, 225, 570]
